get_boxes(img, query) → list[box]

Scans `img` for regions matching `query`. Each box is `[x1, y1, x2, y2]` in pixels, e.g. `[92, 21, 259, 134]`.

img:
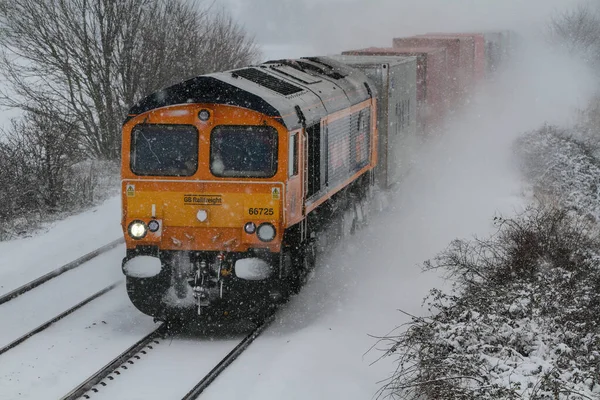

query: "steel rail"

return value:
[0, 237, 124, 306]
[0, 282, 121, 356]
[60, 323, 168, 400]
[181, 312, 277, 400]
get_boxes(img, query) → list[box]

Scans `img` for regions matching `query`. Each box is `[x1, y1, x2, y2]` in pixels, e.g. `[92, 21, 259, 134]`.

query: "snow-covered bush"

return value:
[515, 124, 600, 221]
[570, 97, 600, 158]
[378, 124, 600, 399]
[0, 113, 119, 239]
[378, 206, 600, 399]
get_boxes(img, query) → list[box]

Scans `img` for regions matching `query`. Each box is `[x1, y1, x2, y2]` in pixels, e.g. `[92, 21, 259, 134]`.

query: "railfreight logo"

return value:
[183, 194, 223, 206]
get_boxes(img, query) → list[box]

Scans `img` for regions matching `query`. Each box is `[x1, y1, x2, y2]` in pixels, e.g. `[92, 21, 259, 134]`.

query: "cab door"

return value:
[285, 129, 303, 226]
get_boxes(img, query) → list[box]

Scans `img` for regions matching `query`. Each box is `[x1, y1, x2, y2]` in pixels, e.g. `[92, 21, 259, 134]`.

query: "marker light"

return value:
[148, 220, 160, 232]
[244, 222, 257, 234]
[197, 209, 208, 222]
[198, 109, 210, 121]
[128, 220, 148, 239]
[257, 223, 276, 242]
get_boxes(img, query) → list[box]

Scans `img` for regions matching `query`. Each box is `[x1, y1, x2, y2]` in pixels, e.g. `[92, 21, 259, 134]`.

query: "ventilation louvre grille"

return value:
[233, 68, 303, 96]
[299, 59, 346, 79]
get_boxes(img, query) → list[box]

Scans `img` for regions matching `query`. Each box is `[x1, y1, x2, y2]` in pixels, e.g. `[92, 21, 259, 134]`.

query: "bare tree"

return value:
[0, 0, 260, 160]
[548, 3, 600, 63]
[0, 109, 83, 212]
[0, 139, 25, 233]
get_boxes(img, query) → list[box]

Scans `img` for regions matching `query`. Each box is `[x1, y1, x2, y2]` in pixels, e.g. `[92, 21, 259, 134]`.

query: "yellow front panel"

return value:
[126, 184, 282, 225]
[127, 191, 281, 227]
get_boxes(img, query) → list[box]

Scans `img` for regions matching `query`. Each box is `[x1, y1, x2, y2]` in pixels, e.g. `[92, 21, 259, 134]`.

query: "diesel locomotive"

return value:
[121, 57, 381, 320]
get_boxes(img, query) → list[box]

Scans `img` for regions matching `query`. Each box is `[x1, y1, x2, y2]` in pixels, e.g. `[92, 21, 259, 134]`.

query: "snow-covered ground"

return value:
[0, 288, 157, 400]
[0, 246, 123, 350]
[0, 38, 595, 399]
[0, 196, 122, 296]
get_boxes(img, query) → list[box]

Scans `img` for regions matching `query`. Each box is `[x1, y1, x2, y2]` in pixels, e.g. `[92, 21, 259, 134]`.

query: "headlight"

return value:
[257, 223, 276, 242]
[128, 220, 148, 239]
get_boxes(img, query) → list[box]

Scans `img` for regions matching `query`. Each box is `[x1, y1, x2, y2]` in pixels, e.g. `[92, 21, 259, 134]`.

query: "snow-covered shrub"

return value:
[0, 113, 119, 239]
[378, 206, 600, 400]
[515, 124, 600, 222]
[378, 124, 600, 399]
[68, 159, 120, 207]
[574, 96, 600, 141]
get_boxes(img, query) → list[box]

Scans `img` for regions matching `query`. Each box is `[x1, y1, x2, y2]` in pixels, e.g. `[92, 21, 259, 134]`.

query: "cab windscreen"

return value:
[130, 124, 198, 176]
[210, 125, 278, 178]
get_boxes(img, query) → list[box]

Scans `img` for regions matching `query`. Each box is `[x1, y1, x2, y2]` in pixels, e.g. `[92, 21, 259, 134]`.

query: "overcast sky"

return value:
[222, 0, 585, 60]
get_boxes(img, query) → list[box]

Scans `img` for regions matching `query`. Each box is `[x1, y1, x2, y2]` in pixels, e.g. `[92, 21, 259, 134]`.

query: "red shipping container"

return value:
[394, 36, 474, 101]
[342, 47, 448, 133]
[427, 33, 486, 81]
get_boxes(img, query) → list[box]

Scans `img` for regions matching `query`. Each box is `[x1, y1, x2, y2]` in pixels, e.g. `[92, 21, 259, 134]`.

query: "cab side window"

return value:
[289, 132, 299, 177]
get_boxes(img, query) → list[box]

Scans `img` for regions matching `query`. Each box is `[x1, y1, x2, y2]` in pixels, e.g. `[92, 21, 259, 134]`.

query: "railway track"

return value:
[0, 237, 124, 305]
[181, 312, 277, 400]
[61, 324, 169, 400]
[61, 312, 277, 400]
[0, 281, 121, 356]
[0, 238, 125, 355]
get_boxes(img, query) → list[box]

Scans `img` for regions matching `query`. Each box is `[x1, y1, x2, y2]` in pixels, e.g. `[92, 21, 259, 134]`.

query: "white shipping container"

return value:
[328, 55, 418, 188]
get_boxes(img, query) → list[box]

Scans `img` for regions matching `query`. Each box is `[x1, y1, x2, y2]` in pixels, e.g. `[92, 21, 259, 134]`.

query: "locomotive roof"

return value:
[125, 57, 374, 130]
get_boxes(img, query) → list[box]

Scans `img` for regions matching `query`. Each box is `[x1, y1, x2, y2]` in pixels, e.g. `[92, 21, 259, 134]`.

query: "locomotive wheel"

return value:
[126, 272, 170, 318]
[283, 242, 316, 295]
[281, 249, 301, 295]
[303, 241, 317, 277]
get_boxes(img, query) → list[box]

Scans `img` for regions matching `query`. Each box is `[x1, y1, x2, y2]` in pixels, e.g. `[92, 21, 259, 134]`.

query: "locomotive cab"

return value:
[121, 103, 299, 319]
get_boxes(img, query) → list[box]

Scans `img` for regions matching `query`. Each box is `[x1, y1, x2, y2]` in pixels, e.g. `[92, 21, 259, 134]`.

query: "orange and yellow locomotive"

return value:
[121, 58, 378, 320]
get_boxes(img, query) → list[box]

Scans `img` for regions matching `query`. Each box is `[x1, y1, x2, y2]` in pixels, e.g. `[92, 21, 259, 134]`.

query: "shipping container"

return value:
[341, 47, 447, 134]
[416, 35, 476, 90]
[428, 33, 486, 81]
[329, 55, 418, 187]
[394, 36, 474, 102]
